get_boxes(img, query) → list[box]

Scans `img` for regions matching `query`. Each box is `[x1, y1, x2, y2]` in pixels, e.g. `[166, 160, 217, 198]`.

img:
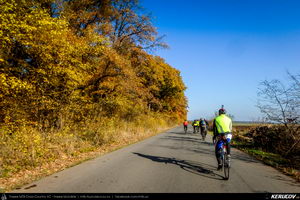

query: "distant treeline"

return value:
[0, 0, 188, 130]
[233, 121, 270, 124]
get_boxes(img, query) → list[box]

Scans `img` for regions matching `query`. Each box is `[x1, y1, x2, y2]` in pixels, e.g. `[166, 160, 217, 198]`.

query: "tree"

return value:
[0, 0, 187, 128]
[257, 79, 297, 125]
[62, 0, 167, 53]
[0, 0, 104, 129]
[257, 72, 300, 156]
[0, 0, 188, 178]
[288, 72, 300, 123]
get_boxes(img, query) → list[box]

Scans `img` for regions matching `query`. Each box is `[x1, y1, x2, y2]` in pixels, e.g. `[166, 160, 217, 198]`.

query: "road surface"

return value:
[13, 126, 300, 193]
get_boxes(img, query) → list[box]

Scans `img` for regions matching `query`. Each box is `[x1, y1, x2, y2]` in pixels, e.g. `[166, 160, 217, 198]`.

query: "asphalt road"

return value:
[13, 126, 300, 193]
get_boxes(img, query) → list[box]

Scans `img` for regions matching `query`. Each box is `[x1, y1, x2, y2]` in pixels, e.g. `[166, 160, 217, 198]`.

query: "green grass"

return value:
[231, 140, 253, 149]
[246, 149, 289, 166]
[233, 122, 261, 126]
[232, 138, 288, 166]
[232, 137, 299, 182]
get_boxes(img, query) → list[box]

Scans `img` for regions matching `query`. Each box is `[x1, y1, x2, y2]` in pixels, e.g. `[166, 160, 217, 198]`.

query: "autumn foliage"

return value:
[0, 0, 187, 180]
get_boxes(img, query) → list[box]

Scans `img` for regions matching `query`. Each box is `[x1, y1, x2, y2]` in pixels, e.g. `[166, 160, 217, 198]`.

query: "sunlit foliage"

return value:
[0, 0, 187, 177]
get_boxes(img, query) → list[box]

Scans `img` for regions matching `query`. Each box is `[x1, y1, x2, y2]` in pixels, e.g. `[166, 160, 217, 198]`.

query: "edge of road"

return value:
[3, 126, 178, 192]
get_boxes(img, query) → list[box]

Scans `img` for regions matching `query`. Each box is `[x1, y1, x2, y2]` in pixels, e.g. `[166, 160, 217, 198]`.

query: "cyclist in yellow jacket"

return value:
[192, 119, 200, 133]
[213, 106, 232, 170]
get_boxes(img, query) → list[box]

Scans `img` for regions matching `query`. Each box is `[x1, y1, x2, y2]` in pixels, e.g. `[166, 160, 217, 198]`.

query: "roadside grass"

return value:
[0, 116, 174, 192]
[232, 129, 300, 182]
[201, 125, 299, 181]
[232, 122, 263, 126]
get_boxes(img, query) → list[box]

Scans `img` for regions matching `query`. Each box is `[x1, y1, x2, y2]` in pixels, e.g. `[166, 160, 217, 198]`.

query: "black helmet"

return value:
[219, 105, 226, 115]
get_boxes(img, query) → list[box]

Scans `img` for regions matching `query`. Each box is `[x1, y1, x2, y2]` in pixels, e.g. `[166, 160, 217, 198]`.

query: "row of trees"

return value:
[0, 0, 188, 132]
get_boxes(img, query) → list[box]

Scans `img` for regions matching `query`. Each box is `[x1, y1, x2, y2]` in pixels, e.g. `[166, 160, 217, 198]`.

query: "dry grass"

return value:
[232, 124, 300, 182]
[0, 115, 172, 192]
[238, 148, 300, 182]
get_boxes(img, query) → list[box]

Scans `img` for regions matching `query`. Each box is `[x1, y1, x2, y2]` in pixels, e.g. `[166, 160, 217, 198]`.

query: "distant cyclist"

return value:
[183, 120, 188, 133]
[200, 118, 209, 139]
[192, 119, 200, 133]
[213, 106, 232, 170]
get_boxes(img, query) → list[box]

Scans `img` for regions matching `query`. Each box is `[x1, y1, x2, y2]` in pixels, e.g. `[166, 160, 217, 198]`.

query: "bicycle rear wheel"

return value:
[202, 130, 207, 141]
[223, 153, 230, 180]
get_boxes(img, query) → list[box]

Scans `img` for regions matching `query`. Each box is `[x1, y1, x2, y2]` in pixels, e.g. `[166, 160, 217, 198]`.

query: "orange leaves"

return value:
[0, 0, 188, 185]
[0, 0, 187, 131]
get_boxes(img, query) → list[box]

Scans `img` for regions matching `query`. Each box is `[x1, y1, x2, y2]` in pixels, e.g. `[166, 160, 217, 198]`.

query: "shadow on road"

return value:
[152, 144, 214, 156]
[161, 133, 262, 164]
[167, 131, 201, 135]
[231, 152, 261, 164]
[161, 135, 202, 143]
[268, 175, 300, 187]
[132, 152, 225, 180]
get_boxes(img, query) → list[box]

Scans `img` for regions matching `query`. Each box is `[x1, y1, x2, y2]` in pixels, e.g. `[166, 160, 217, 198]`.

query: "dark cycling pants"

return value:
[184, 125, 188, 132]
[215, 139, 231, 165]
[193, 126, 199, 133]
[200, 127, 207, 135]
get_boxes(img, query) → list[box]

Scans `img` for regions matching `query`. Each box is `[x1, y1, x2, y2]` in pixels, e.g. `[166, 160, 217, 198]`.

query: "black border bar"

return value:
[2, 193, 300, 200]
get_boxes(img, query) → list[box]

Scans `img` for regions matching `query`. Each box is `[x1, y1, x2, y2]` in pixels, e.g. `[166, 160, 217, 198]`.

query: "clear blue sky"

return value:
[140, 0, 300, 121]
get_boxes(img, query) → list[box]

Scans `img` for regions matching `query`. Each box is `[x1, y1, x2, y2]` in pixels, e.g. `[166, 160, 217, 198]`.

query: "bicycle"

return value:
[184, 125, 188, 134]
[193, 125, 197, 133]
[221, 142, 230, 180]
[215, 136, 230, 180]
[200, 127, 207, 141]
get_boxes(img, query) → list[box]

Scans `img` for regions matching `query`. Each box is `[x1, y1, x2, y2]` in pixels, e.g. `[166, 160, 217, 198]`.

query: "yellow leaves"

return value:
[3, 116, 11, 124]
[0, 0, 17, 12]
[0, 0, 187, 133]
[0, 74, 35, 97]
[0, 0, 188, 186]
